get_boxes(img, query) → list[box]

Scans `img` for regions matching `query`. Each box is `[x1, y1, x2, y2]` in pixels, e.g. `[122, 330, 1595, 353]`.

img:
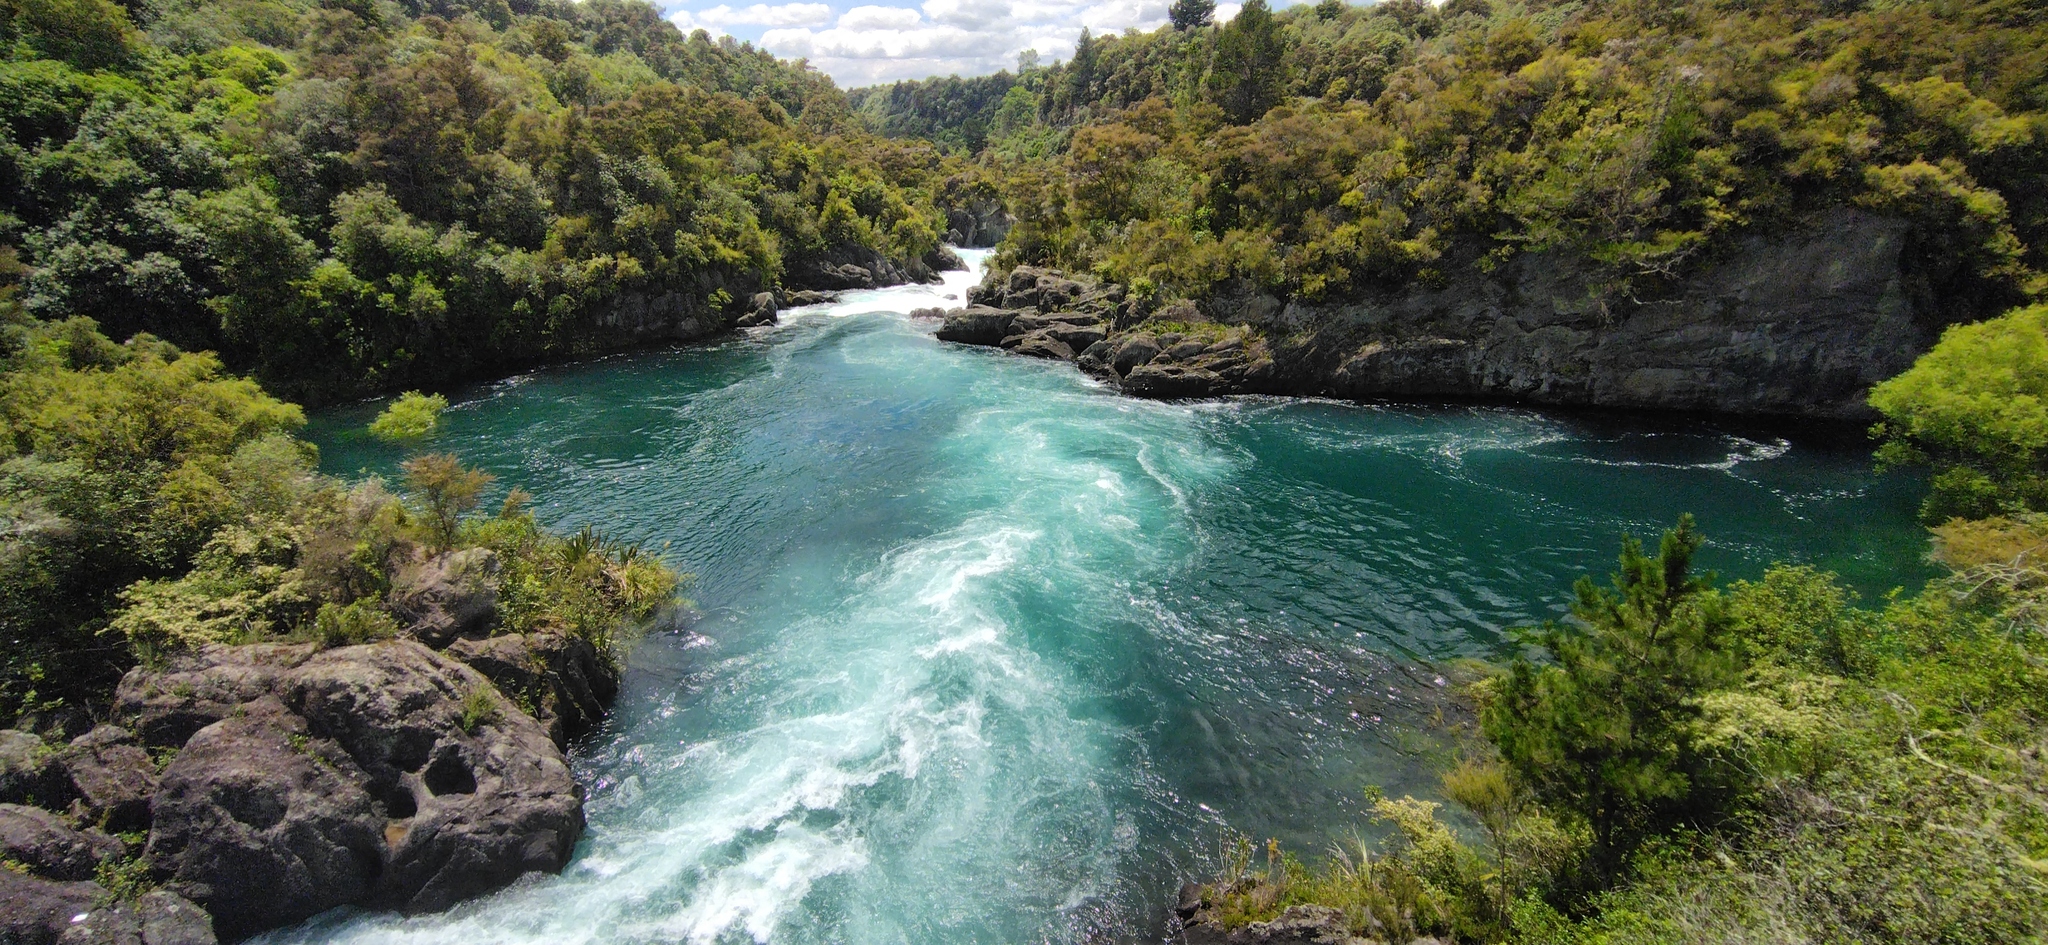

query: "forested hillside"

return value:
[0, 0, 963, 402]
[857, 0, 2045, 327]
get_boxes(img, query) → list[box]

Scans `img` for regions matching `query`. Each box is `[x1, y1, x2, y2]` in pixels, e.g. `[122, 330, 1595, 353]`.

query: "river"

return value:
[283, 249, 1927, 944]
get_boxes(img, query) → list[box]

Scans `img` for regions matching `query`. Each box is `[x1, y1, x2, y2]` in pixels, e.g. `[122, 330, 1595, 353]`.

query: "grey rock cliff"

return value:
[940, 211, 1943, 419]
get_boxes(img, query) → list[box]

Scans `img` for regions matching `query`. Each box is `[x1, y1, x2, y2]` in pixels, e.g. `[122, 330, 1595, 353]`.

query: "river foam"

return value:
[285, 249, 1928, 944]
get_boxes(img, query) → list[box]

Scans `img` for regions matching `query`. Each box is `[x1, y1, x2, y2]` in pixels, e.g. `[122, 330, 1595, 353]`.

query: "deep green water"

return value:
[280, 250, 1929, 944]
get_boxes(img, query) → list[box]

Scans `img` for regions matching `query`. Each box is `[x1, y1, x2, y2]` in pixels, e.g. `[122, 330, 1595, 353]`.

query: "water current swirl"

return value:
[283, 250, 1927, 944]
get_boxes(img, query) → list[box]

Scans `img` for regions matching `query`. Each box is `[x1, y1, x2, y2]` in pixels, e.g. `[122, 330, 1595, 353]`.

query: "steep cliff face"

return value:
[942, 210, 1942, 419]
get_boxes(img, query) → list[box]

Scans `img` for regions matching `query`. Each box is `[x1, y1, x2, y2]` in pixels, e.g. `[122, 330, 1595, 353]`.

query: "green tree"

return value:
[401, 453, 494, 552]
[1169, 0, 1215, 30]
[1869, 303, 2048, 523]
[369, 391, 450, 443]
[1481, 515, 1740, 881]
[1205, 0, 1288, 124]
[5, 0, 138, 70]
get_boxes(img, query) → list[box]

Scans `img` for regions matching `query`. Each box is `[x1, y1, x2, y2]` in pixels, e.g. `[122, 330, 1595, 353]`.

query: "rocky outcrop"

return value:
[389, 549, 502, 647]
[940, 211, 1949, 419]
[61, 726, 158, 833]
[90, 638, 606, 940]
[0, 869, 215, 945]
[445, 632, 618, 749]
[1, 728, 74, 811]
[0, 803, 125, 880]
[122, 642, 584, 938]
[788, 243, 957, 292]
[1175, 884, 1444, 945]
[942, 197, 1014, 248]
[778, 288, 842, 308]
[935, 266, 1141, 366]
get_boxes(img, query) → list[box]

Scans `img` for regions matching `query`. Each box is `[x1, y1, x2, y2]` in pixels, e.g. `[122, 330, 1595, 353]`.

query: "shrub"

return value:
[1870, 304, 2048, 523]
[457, 686, 499, 734]
[1481, 515, 1741, 881]
[367, 391, 449, 443]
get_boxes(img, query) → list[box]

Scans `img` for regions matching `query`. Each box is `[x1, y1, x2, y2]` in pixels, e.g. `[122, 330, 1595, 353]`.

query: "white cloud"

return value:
[920, 0, 1010, 28]
[670, 2, 834, 33]
[667, 10, 728, 36]
[663, 0, 1300, 84]
[835, 4, 927, 30]
[1077, 0, 1168, 33]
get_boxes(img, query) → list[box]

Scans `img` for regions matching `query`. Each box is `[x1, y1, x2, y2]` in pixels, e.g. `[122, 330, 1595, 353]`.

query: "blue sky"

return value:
[660, 0, 1308, 86]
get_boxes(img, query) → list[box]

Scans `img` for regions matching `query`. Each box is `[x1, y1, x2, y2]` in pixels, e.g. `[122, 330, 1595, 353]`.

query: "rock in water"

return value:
[121, 640, 588, 938]
[935, 306, 1021, 346]
[446, 632, 619, 749]
[735, 292, 778, 328]
[283, 642, 584, 914]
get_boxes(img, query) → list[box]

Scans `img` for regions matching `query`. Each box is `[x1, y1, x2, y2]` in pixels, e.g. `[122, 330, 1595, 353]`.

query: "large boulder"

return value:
[1110, 334, 1162, 375]
[388, 549, 501, 647]
[144, 698, 386, 941]
[61, 727, 157, 833]
[281, 642, 583, 915]
[935, 306, 1021, 346]
[124, 641, 589, 939]
[0, 730, 75, 811]
[1002, 332, 1076, 361]
[445, 632, 619, 749]
[112, 645, 318, 750]
[0, 803, 124, 881]
[735, 292, 777, 329]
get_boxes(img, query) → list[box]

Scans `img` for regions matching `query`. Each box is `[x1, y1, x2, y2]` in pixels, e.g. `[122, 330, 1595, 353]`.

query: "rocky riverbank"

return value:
[938, 209, 1941, 419]
[1174, 883, 1447, 945]
[1, 612, 624, 942]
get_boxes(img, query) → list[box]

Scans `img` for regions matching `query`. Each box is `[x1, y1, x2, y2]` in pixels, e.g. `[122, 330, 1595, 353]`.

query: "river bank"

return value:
[942, 209, 1939, 420]
[260, 250, 1928, 944]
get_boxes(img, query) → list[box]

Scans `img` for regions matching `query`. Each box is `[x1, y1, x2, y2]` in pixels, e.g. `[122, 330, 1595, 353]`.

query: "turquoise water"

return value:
[283, 251, 1928, 944]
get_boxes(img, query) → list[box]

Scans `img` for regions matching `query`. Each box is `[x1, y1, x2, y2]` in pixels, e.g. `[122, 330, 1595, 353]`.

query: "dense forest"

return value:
[855, 0, 2045, 327]
[852, 1, 2048, 942]
[0, 0, 966, 403]
[4, 0, 2048, 941]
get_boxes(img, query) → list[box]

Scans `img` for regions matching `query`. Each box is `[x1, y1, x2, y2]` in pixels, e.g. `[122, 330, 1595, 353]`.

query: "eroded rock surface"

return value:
[61, 726, 156, 833]
[446, 632, 618, 749]
[108, 640, 590, 939]
[939, 211, 1949, 419]
[0, 803, 124, 881]
[145, 698, 383, 940]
